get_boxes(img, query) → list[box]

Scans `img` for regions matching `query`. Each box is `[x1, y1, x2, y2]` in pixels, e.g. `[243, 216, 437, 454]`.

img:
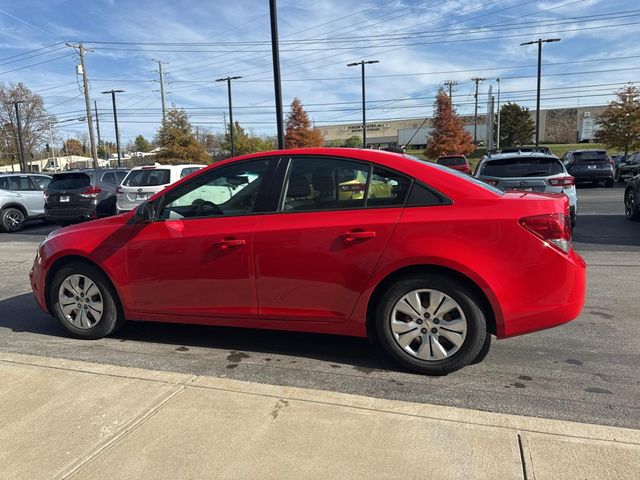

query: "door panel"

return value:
[254, 208, 402, 322]
[126, 216, 258, 317]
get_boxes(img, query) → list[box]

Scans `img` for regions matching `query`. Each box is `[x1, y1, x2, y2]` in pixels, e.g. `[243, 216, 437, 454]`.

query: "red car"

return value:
[29, 148, 586, 375]
[436, 155, 472, 174]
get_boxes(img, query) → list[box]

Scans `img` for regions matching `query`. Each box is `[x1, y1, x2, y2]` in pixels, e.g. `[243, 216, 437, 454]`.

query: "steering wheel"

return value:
[190, 199, 223, 217]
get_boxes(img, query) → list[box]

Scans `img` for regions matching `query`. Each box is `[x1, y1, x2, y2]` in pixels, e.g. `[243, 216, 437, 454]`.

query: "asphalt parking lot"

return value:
[1, 183, 639, 429]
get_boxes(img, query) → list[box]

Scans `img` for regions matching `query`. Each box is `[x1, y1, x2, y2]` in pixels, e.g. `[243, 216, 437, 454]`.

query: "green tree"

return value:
[221, 122, 274, 156]
[425, 88, 474, 158]
[155, 108, 209, 164]
[498, 102, 535, 146]
[594, 86, 640, 157]
[134, 134, 151, 152]
[62, 138, 84, 156]
[285, 97, 324, 148]
[343, 136, 362, 147]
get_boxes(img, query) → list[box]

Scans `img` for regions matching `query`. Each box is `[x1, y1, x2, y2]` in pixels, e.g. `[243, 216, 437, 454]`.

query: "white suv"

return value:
[0, 173, 51, 232]
[116, 164, 204, 213]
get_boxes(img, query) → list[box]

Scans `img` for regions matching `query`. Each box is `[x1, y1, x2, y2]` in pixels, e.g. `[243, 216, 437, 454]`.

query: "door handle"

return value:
[343, 230, 376, 242]
[216, 238, 246, 250]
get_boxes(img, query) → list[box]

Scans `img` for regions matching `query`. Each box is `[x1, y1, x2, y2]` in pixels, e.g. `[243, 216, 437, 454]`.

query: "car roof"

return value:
[0, 173, 51, 177]
[481, 152, 560, 162]
[127, 164, 203, 171]
[567, 149, 607, 154]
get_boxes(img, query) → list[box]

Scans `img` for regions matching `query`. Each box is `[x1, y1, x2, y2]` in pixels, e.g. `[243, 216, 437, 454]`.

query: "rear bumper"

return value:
[499, 249, 586, 338]
[573, 172, 613, 182]
[45, 205, 97, 223]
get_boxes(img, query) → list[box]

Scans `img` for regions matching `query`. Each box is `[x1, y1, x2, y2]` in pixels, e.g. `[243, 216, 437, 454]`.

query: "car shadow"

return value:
[573, 214, 640, 247]
[0, 293, 398, 372]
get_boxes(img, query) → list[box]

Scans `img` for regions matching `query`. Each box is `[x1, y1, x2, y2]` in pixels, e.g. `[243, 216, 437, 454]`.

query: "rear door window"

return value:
[481, 157, 564, 177]
[124, 169, 171, 187]
[30, 176, 51, 190]
[48, 173, 91, 190]
[367, 167, 411, 207]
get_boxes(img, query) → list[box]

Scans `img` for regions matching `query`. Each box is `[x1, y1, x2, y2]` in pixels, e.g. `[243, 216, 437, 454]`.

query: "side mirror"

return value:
[134, 200, 157, 223]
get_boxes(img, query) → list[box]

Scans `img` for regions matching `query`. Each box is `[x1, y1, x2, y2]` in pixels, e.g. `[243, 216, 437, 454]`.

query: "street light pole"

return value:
[102, 90, 125, 167]
[215, 76, 242, 158]
[471, 77, 485, 144]
[347, 60, 379, 148]
[13, 101, 26, 173]
[520, 38, 561, 146]
[269, 0, 285, 149]
[496, 78, 501, 149]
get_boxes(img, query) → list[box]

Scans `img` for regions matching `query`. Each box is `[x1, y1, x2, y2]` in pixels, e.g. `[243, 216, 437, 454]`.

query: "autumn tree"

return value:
[62, 139, 84, 156]
[498, 102, 535, 146]
[0, 82, 56, 165]
[595, 85, 640, 157]
[285, 97, 323, 148]
[155, 108, 210, 164]
[221, 122, 274, 156]
[134, 134, 151, 152]
[425, 89, 474, 158]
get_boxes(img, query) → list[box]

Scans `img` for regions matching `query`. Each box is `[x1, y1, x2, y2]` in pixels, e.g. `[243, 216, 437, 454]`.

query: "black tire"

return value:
[605, 178, 614, 188]
[471, 332, 492, 365]
[375, 274, 487, 375]
[1, 207, 26, 232]
[625, 189, 640, 221]
[50, 262, 125, 339]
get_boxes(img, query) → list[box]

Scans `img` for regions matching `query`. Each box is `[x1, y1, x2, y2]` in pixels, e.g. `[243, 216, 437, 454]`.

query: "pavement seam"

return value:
[56, 377, 196, 480]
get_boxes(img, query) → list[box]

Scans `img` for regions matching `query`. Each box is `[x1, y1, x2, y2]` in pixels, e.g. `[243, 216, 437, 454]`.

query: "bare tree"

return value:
[0, 82, 56, 165]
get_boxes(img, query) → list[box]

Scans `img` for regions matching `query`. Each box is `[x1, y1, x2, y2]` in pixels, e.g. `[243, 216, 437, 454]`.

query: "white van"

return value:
[116, 164, 204, 213]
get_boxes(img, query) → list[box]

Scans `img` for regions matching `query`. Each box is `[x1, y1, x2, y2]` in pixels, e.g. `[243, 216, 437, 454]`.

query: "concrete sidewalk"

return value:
[1, 352, 638, 480]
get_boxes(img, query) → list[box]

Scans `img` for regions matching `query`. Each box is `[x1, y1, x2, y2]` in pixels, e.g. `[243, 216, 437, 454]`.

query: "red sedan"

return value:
[29, 148, 585, 375]
[436, 155, 472, 174]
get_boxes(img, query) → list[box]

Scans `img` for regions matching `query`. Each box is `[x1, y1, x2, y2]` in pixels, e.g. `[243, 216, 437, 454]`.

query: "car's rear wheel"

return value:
[1, 207, 26, 232]
[50, 262, 124, 339]
[625, 189, 640, 221]
[375, 275, 487, 375]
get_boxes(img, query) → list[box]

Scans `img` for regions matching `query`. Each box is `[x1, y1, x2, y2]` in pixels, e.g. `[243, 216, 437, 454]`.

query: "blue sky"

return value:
[0, 0, 638, 145]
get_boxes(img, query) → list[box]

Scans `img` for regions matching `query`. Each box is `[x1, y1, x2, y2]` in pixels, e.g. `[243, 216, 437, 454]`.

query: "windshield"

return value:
[438, 157, 466, 166]
[124, 169, 171, 187]
[405, 155, 504, 196]
[481, 157, 564, 178]
[48, 173, 91, 190]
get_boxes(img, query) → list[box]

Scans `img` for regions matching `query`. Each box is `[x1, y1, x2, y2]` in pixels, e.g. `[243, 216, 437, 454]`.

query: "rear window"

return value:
[437, 156, 466, 166]
[124, 169, 171, 187]
[481, 157, 563, 177]
[48, 173, 91, 190]
[180, 167, 201, 178]
[573, 151, 608, 162]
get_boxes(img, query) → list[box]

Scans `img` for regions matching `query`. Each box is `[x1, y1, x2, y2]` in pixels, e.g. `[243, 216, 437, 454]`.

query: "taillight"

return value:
[548, 176, 575, 189]
[519, 213, 572, 253]
[339, 183, 366, 192]
[79, 186, 102, 198]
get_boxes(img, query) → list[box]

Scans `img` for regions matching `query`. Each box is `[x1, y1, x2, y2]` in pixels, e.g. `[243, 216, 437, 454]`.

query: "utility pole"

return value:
[13, 101, 26, 173]
[153, 59, 168, 124]
[269, 0, 285, 149]
[215, 76, 242, 157]
[495, 78, 501, 149]
[443, 80, 459, 103]
[102, 90, 125, 167]
[67, 43, 98, 168]
[471, 77, 485, 144]
[520, 38, 561, 146]
[94, 100, 101, 157]
[347, 59, 379, 148]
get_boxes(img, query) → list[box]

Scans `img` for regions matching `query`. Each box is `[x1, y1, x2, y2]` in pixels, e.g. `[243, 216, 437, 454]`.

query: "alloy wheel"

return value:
[389, 289, 467, 361]
[57, 274, 104, 329]
[626, 191, 636, 219]
[5, 210, 24, 230]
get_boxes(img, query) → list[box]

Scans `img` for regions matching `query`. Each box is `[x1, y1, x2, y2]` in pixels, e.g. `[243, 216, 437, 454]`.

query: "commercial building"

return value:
[317, 105, 607, 148]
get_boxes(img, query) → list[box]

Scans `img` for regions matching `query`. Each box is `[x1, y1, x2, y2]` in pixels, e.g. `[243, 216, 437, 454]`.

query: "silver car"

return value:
[0, 173, 51, 232]
[475, 152, 578, 226]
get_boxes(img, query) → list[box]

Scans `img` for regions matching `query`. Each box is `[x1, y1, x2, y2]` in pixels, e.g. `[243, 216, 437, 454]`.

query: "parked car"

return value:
[561, 150, 614, 187]
[116, 164, 203, 213]
[436, 155, 472, 174]
[45, 169, 129, 225]
[30, 148, 585, 375]
[611, 154, 627, 169]
[624, 173, 640, 221]
[475, 152, 578, 226]
[488, 146, 553, 155]
[615, 152, 640, 183]
[0, 173, 51, 232]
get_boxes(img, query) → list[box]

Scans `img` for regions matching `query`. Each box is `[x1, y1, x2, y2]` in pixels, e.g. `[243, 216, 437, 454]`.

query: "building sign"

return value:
[346, 123, 385, 132]
[580, 117, 597, 141]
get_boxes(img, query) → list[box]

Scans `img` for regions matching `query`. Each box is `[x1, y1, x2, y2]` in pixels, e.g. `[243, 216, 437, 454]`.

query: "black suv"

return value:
[45, 168, 128, 224]
[615, 152, 640, 183]
[561, 150, 614, 187]
[624, 173, 640, 220]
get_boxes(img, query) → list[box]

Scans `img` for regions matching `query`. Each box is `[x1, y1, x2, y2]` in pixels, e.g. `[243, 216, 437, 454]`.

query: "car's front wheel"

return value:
[375, 275, 487, 375]
[50, 262, 124, 339]
[1, 207, 26, 232]
[625, 189, 640, 221]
